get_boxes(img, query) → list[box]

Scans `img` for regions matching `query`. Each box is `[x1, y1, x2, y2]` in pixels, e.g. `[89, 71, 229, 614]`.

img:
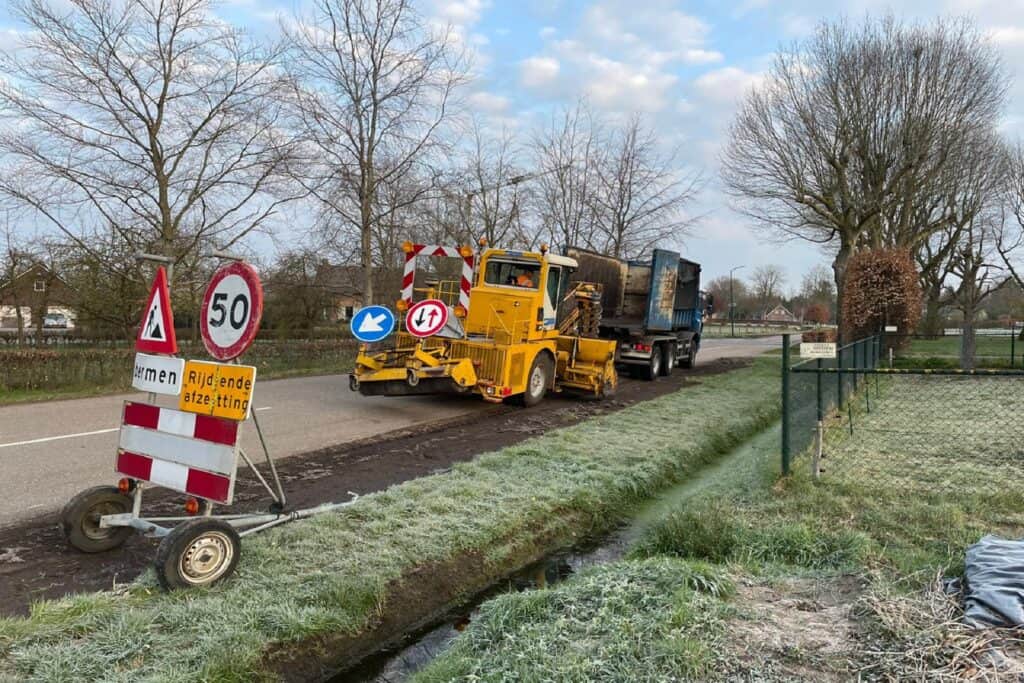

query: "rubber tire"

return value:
[518, 353, 553, 407]
[639, 345, 662, 381]
[155, 518, 241, 591]
[681, 342, 697, 369]
[660, 344, 675, 376]
[61, 485, 134, 553]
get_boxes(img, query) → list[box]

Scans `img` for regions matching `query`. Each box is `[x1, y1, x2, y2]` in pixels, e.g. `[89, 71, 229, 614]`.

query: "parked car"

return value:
[43, 313, 68, 329]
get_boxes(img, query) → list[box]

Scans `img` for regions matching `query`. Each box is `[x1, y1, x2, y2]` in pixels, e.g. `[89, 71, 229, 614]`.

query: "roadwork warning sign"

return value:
[179, 360, 256, 421]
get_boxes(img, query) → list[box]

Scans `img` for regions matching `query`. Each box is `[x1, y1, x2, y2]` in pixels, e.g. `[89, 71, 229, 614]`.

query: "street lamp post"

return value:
[729, 265, 745, 338]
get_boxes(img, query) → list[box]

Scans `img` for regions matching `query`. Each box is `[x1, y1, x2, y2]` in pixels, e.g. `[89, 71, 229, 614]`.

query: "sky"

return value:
[3, 0, 1024, 293]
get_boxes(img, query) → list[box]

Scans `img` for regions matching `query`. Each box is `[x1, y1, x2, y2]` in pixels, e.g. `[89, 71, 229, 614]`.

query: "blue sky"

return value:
[4, 0, 1023, 292]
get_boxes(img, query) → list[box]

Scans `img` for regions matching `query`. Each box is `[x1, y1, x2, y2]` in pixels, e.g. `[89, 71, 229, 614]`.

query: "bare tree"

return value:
[0, 224, 35, 343]
[532, 101, 602, 251]
[751, 264, 786, 315]
[592, 115, 702, 258]
[284, 0, 468, 306]
[997, 145, 1024, 299]
[945, 213, 1006, 368]
[460, 120, 530, 248]
[721, 16, 1008, 338]
[915, 131, 1008, 336]
[0, 0, 298, 280]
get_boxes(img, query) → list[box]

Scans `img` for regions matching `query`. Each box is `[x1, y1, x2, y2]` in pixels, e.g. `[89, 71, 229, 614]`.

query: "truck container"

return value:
[566, 246, 708, 380]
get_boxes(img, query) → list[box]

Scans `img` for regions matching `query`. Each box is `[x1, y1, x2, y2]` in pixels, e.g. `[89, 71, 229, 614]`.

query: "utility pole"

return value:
[730, 265, 745, 338]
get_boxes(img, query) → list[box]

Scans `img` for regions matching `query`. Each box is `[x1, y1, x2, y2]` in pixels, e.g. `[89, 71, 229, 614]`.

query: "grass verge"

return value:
[0, 358, 779, 682]
[417, 375, 1024, 680]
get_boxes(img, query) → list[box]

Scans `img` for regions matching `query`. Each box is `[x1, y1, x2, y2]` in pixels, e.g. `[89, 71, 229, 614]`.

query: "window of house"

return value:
[33, 280, 45, 292]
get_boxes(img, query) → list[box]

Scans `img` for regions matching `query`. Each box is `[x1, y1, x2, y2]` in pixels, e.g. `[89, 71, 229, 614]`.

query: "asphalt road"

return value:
[0, 336, 786, 527]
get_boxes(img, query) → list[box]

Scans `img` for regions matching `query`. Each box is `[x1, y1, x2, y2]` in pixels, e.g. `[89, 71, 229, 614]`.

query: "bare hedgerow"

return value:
[841, 248, 922, 343]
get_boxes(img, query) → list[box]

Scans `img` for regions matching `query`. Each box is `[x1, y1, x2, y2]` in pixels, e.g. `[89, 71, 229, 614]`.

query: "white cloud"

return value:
[467, 90, 510, 114]
[990, 26, 1024, 47]
[519, 56, 560, 88]
[431, 0, 488, 27]
[539, 26, 557, 39]
[683, 49, 725, 65]
[694, 66, 764, 106]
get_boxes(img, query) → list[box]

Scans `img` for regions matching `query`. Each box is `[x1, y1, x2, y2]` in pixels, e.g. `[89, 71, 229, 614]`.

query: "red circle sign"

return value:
[200, 262, 264, 360]
[405, 299, 449, 338]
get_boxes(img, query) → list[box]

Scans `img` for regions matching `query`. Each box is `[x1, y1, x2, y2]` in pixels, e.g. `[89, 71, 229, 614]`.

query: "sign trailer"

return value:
[60, 257, 355, 591]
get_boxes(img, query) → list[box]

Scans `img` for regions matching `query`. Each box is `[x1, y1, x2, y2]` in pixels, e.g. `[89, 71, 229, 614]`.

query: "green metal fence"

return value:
[780, 334, 882, 475]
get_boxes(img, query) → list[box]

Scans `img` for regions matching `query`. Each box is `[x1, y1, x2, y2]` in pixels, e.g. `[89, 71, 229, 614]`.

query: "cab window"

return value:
[484, 260, 540, 289]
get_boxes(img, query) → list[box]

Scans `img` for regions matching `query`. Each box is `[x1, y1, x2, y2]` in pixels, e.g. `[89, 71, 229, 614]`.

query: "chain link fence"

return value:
[782, 333, 1024, 494]
[781, 334, 881, 474]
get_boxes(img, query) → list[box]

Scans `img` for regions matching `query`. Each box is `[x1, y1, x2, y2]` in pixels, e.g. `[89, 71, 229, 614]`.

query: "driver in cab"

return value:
[506, 269, 535, 288]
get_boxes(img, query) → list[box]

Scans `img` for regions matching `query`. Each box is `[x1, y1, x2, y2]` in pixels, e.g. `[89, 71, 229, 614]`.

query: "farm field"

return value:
[0, 358, 780, 681]
[897, 333, 1021, 368]
[416, 374, 1024, 681]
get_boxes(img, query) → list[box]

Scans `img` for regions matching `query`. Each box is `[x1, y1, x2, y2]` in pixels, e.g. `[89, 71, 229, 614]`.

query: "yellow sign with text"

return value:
[179, 360, 257, 421]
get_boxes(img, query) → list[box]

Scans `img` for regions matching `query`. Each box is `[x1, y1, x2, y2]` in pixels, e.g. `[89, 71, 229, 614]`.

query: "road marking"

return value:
[0, 407, 271, 450]
[0, 428, 119, 449]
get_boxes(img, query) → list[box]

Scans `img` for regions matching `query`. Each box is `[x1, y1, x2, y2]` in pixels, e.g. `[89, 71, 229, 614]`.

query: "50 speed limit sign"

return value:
[200, 262, 264, 361]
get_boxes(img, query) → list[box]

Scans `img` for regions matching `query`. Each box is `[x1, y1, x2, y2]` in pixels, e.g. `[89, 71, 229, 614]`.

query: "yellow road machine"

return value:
[350, 242, 618, 406]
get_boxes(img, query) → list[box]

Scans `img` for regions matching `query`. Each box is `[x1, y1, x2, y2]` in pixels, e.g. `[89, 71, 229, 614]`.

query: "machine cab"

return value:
[467, 249, 577, 341]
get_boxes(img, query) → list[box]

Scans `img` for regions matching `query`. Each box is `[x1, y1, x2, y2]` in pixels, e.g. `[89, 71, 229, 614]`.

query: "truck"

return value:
[350, 243, 618, 406]
[565, 246, 708, 380]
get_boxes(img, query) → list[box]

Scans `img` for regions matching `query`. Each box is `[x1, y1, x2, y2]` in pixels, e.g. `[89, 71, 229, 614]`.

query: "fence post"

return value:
[837, 340, 845, 410]
[781, 333, 791, 476]
[1012, 322, 1016, 367]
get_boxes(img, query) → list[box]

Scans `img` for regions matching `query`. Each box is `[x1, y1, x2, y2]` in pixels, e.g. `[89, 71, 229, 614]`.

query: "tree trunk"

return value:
[960, 308, 977, 370]
[832, 241, 853, 344]
[921, 286, 943, 338]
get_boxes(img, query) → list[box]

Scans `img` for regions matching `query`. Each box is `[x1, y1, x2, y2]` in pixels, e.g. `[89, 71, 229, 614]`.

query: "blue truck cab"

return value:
[566, 247, 708, 380]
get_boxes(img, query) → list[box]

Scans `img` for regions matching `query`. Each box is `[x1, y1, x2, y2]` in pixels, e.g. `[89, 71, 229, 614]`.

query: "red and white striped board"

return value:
[115, 402, 240, 504]
[401, 244, 474, 313]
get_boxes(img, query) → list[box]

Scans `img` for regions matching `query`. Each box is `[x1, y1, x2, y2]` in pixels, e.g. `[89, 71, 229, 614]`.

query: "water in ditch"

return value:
[343, 529, 633, 683]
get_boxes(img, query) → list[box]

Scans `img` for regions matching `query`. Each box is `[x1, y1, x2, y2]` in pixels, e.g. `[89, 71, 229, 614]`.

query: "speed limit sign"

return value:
[200, 262, 264, 361]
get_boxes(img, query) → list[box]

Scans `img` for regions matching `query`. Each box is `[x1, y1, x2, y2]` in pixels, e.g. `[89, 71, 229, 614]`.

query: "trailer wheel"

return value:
[660, 344, 675, 376]
[681, 342, 697, 369]
[518, 353, 553, 407]
[61, 485, 134, 553]
[155, 519, 241, 591]
[640, 345, 662, 381]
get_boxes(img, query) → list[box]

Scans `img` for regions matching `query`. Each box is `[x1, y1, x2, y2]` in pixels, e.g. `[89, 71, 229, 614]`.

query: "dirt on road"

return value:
[0, 358, 749, 617]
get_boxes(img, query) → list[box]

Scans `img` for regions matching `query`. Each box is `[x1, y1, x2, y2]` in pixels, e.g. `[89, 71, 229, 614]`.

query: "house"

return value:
[763, 303, 797, 323]
[0, 262, 76, 331]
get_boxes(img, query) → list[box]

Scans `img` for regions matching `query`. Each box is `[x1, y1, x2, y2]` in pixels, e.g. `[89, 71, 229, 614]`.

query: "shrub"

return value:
[804, 302, 831, 324]
[842, 248, 921, 344]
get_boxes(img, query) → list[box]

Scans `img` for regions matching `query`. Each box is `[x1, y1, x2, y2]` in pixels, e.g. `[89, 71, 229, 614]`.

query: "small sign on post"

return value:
[179, 359, 257, 421]
[136, 266, 177, 355]
[132, 353, 185, 395]
[885, 325, 898, 333]
[800, 342, 837, 359]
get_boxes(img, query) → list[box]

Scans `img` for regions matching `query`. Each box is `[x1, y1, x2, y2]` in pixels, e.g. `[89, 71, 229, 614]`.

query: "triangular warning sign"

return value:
[136, 266, 177, 354]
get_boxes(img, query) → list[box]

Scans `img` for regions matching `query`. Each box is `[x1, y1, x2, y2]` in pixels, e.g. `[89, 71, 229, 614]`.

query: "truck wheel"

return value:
[640, 345, 661, 381]
[518, 353, 553, 407]
[681, 342, 697, 368]
[61, 485, 134, 553]
[155, 519, 241, 591]
[660, 344, 675, 376]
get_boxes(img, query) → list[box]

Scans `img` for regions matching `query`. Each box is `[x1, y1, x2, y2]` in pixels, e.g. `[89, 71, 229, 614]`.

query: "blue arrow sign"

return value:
[350, 305, 396, 343]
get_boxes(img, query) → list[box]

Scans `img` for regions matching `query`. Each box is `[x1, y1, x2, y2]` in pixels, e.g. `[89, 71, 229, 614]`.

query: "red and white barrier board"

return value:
[115, 402, 240, 504]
